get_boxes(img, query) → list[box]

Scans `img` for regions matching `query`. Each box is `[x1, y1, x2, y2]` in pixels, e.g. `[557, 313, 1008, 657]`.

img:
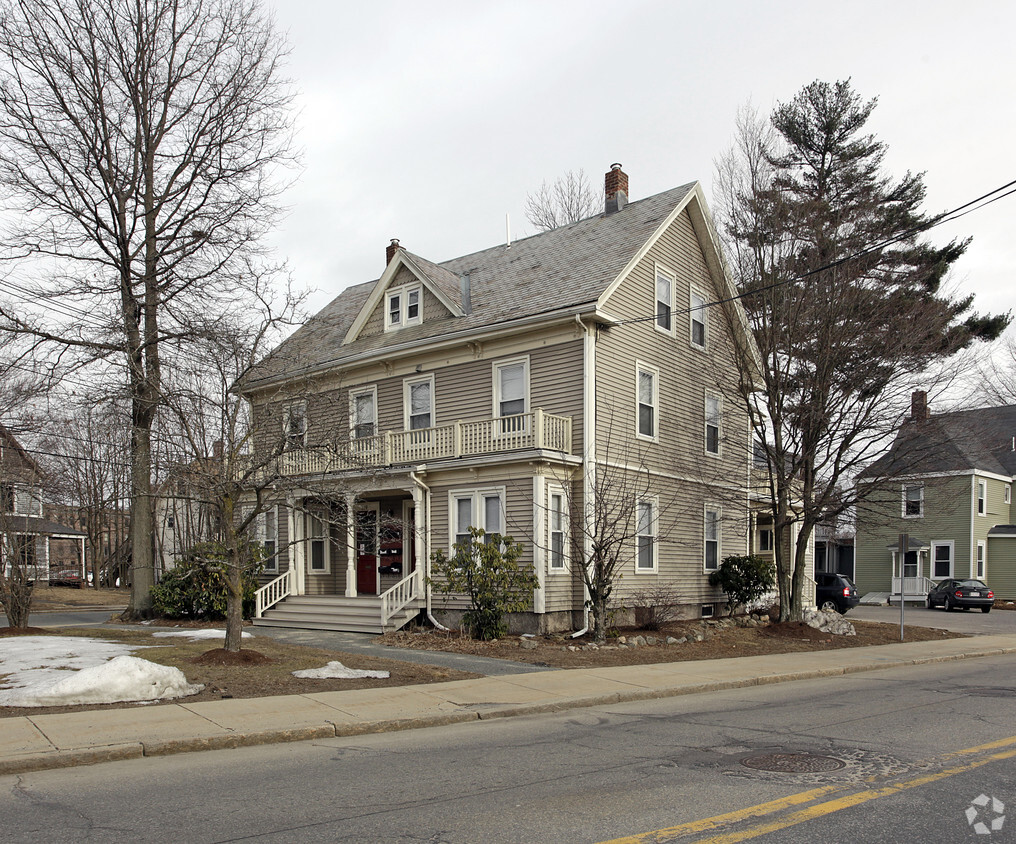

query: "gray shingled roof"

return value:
[1, 515, 85, 537]
[863, 404, 1016, 478]
[246, 183, 696, 386]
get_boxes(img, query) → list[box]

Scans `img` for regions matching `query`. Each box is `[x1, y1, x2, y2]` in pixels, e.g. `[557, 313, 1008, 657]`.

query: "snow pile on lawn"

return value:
[0, 636, 202, 707]
[152, 629, 252, 641]
[292, 661, 389, 680]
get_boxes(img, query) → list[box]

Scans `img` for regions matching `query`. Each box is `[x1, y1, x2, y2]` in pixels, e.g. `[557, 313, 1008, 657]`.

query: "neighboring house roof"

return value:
[244, 181, 702, 389]
[1, 515, 86, 537]
[862, 404, 1016, 479]
[0, 422, 43, 478]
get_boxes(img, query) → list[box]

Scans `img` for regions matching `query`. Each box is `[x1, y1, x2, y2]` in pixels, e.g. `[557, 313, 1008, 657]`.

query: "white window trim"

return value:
[654, 263, 675, 337]
[690, 287, 707, 349]
[307, 512, 330, 575]
[547, 483, 569, 572]
[384, 283, 423, 331]
[758, 528, 774, 553]
[283, 400, 307, 448]
[635, 361, 659, 443]
[448, 487, 506, 550]
[931, 540, 954, 580]
[492, 356, 530, 421]
[349, 386, 378, 440]
[1005, 484, 1011, 505]
[977, 479, 987, 516]
[902, 484, 924, 519]
[976, 540, 987, 579]
[259, 505, 279, 573]
[704, 505, 721, 572]
[403, 374, 435, 432]
[635, 497, 658, 573]
[705, 392, 722, 457]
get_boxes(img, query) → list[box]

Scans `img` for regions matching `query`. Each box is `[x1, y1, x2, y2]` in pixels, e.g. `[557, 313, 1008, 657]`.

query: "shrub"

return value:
[626, 583, 684, 630]
[708, 554, 775, 616]
[429, 528, 539, 640]
[151, 541, 264, 620]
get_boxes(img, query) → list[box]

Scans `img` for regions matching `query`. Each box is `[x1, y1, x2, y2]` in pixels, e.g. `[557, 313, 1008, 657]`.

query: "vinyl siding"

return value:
[986, 536, 1016, 599]
[855, 475, 974, 592]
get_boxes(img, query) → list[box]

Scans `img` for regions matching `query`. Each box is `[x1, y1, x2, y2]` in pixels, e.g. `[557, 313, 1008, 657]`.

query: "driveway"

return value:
[850, 603, 1016, 635]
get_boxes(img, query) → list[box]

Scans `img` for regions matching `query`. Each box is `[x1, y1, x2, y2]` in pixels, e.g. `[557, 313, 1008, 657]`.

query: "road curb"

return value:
[4, 643, 1015, 776]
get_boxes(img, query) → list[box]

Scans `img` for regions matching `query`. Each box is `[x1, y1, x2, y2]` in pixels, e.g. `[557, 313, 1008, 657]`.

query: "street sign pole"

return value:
[898, 533, 909, 642]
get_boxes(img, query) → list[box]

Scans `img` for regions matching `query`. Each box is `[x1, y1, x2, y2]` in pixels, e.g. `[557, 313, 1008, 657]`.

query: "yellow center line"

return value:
[598, 735, 1016, 844]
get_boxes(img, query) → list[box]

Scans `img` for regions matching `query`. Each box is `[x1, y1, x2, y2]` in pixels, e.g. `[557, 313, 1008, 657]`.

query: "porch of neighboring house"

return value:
[886, 538, 934, 603]
[0, 517, 86, 582]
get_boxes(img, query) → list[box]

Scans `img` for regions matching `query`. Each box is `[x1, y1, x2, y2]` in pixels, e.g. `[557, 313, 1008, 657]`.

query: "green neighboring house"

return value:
[855, 392, 1016, 601]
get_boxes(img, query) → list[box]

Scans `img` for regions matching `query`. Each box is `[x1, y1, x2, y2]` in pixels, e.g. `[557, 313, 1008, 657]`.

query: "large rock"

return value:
[803, 608, 856, 636]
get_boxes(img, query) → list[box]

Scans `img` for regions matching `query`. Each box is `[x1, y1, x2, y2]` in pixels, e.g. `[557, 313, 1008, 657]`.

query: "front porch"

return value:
[888, 538, 935, 602]
[254, 484, 427, 634]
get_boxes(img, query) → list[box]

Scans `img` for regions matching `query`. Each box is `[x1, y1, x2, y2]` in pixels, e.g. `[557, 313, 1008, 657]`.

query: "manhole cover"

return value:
[741, 753, 845, 773]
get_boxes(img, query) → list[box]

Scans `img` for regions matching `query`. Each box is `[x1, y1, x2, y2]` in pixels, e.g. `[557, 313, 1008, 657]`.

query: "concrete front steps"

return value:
[253, 595, 421, 634]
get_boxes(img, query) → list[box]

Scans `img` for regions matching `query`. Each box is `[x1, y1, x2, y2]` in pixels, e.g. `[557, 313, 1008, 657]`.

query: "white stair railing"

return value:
[380, 569, 420, 627]
[255, 568, 295, 618]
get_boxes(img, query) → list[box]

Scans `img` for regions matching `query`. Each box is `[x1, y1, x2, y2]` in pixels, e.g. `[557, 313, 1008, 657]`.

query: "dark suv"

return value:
[815, 572, 860, 614]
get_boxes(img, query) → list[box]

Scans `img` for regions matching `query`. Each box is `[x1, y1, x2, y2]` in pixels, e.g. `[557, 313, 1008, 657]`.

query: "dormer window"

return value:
[386, 284, 422, 331]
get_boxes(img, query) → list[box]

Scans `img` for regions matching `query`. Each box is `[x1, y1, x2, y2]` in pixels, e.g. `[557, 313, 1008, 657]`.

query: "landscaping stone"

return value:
[802, 608, 856, 636]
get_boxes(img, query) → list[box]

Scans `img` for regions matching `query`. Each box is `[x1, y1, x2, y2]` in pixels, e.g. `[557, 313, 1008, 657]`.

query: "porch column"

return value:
[411, 484, 425, 592]
[345, 493, 357, 597]
[288, 497, 305, 595]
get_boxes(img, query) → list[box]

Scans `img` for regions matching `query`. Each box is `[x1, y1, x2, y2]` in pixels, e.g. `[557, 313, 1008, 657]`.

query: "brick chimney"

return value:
[385, 238, 401, 266]
[911, 390, 929, 423]
[605, 163, 628, 214]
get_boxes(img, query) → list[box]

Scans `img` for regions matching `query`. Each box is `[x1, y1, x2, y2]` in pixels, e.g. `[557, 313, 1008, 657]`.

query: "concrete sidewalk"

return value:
[3, 634, 1016, 776]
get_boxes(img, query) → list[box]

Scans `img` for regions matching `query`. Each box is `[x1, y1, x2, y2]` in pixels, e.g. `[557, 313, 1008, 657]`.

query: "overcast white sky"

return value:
[266, 0, 1014, 328]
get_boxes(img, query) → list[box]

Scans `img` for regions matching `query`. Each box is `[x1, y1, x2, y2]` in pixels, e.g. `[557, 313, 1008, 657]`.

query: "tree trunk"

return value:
[224, 542, 244, 652]
[126, 422, 155, 617]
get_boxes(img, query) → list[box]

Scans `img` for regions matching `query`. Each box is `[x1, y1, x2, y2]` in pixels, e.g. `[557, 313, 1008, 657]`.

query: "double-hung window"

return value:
[903, 484, 923, 518]
[705, 393, 721, 456]
[494, 358, 528, 434]
[977, 541, 986, 578]
[758, 528, 774, 552]
[549, 488, 567, 571]
[977, 479, 987, 516]
[690, 289, 707, 348]
[450, 488, 505, 549]
[704, 507, 721, 571]
[308, 513, 329, 574]
[385, 284, 422, 331]
[636, 499, 657, 571]
[283, 400, 307, 449]
[0, 481, 13, 513]
[655, 266, 674, 334]
[932, 541, 953, 579]
[404, 376, 434, 443]
[636, 363, 658, 441]
[351, 389, 377, 440]
[261, 506, 278, 573]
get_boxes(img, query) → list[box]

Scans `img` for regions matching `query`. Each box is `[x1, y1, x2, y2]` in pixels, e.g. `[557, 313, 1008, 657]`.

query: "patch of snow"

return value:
[292, 661, 389, 680]
[151, 629, 251, 641]
[0, 635, 202, 707]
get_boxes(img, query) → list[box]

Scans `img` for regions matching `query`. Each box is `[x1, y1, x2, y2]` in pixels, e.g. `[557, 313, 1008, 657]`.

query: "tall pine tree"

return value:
[715, 80, 1008, 620]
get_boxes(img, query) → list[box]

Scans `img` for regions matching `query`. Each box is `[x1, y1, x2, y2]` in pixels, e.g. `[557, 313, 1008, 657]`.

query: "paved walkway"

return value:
[4, 633, 1016, 776]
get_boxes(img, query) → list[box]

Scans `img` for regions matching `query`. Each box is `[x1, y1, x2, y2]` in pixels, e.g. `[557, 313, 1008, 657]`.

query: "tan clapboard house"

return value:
[241, 166, 759, 633]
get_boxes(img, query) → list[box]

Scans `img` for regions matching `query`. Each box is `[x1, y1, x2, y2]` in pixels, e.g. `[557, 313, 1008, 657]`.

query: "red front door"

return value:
[356, 509, 378, 595]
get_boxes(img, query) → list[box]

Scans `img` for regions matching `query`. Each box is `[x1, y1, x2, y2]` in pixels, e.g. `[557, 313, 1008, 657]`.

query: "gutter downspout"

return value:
[572, 314, 594, 638]
[411, 469, 448, 631]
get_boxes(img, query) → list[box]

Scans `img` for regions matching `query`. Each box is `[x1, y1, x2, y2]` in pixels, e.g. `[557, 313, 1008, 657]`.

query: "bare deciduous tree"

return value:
[713, 82, 1009, 621]
[0, 0, 296, 617]
[524, 169, 600, 232]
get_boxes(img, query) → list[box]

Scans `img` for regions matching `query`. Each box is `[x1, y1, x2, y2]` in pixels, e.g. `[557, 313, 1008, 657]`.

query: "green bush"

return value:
[708, 554, 775, 616]
[429, 528, 539, 640]
[151, 541, 264, 620]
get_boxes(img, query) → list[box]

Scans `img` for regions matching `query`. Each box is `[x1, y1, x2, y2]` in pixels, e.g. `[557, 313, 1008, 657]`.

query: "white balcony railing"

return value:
[272, 409, 572, 477]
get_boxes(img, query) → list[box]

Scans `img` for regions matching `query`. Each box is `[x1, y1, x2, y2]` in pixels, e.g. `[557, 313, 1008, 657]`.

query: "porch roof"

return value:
[885, 537, 930, 551]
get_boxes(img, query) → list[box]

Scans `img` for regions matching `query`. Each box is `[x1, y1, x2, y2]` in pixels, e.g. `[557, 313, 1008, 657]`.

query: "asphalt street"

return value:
[3, 655, 1014, 843]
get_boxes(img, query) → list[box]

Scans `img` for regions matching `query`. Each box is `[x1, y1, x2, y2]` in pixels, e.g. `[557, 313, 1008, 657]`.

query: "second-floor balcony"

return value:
[274, 409, 573, 477]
